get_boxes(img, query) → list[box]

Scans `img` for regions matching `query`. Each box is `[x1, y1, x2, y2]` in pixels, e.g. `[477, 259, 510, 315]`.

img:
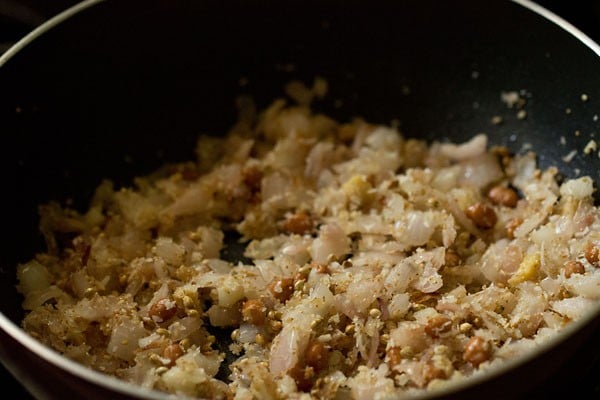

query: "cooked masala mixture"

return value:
[15, 85, 600, 399]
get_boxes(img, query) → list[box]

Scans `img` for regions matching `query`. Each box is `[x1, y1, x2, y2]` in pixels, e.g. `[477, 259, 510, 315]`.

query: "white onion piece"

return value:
[310, 222, 351, 264]
[389, 322, 429, 352]
[439, 134, 487, 161]
[238, 323, 260, 344]
[346, 273, 383, 315]
[21, 286, 67, 311]
[552, 297, 595, 320]
[254, 259, 283, 284]
[108, 319, 147, 361]
[270, 281, 333, 374]
[411, 247, 445, 293]
[207, 305, 240, 327]
[563, 271, 600, 299]
[388, 293, 410, 319]
[305, 141, 335, 180]
[458, 153, 504, 189]
[154, 237, 186, 266]
[205, 259, 232, 274]
[17, 260, 52, 294]
[169, 317, 202, 341]
[560, 176, 595, 199]
[269, 324, 308, 375]
[346, 365, 394, 400]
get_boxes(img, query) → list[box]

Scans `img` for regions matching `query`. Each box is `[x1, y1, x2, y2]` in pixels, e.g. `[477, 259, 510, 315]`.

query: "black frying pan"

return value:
[0, 0, 599, 399]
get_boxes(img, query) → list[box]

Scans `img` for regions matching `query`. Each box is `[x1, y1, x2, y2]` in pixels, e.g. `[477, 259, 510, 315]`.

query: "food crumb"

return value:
[501, 91, 520, 108]
[581, 93, 589, 102]
[313, 77, 328, 99]
[276, 63, 296, 72]
[560, 136, 566, 146]
[566, 108, 572, 115]
[285, 77, 328, 105]
[516, 110, 527, 120]
[491, 115, 503, 125]
[575, 130, 581, 137]
[562, 149, 577, 163]
[584, 140, 597, 155]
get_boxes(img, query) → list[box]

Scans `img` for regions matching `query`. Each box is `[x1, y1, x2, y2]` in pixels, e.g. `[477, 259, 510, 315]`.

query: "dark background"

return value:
[0, 0, 599, 399]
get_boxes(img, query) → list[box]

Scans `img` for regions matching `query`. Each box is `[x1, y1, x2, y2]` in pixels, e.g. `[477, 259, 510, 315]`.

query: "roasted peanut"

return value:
[584, 242, 599, 266]
[463, 336, 492, 367]
[564, 260, 585, 278]
[488, 185, 519, 207]
[444, 249, 461, 268]
[314, 263, 330, 274]
[289, 364, 314, 392]
[148, 298, 177, 323]
[386, 346, 402, 369]
[268, 277, 294, 303]
[305, 341, 328, 371]
[293, 268, 310, 285]
[241, 298, 266, 325]
[506, 217, 523, 239]
[422, 361, 448, 383]
[466, 202, 497, 229]
[283, 211, 313, 234]
[242, 165, 263, 192]
[424, 315, 452, 338]
[163, 343, 184, 366]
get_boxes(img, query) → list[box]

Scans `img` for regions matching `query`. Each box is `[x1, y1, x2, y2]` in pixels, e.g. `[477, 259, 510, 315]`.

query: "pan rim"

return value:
[0, 0, 599, 69]
[513, 0, 600, 58]
[0, 0, 105, 68]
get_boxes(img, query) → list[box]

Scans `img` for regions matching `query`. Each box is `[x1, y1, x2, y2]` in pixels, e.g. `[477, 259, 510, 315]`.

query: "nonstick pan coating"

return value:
[0, 0, 599, 399]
